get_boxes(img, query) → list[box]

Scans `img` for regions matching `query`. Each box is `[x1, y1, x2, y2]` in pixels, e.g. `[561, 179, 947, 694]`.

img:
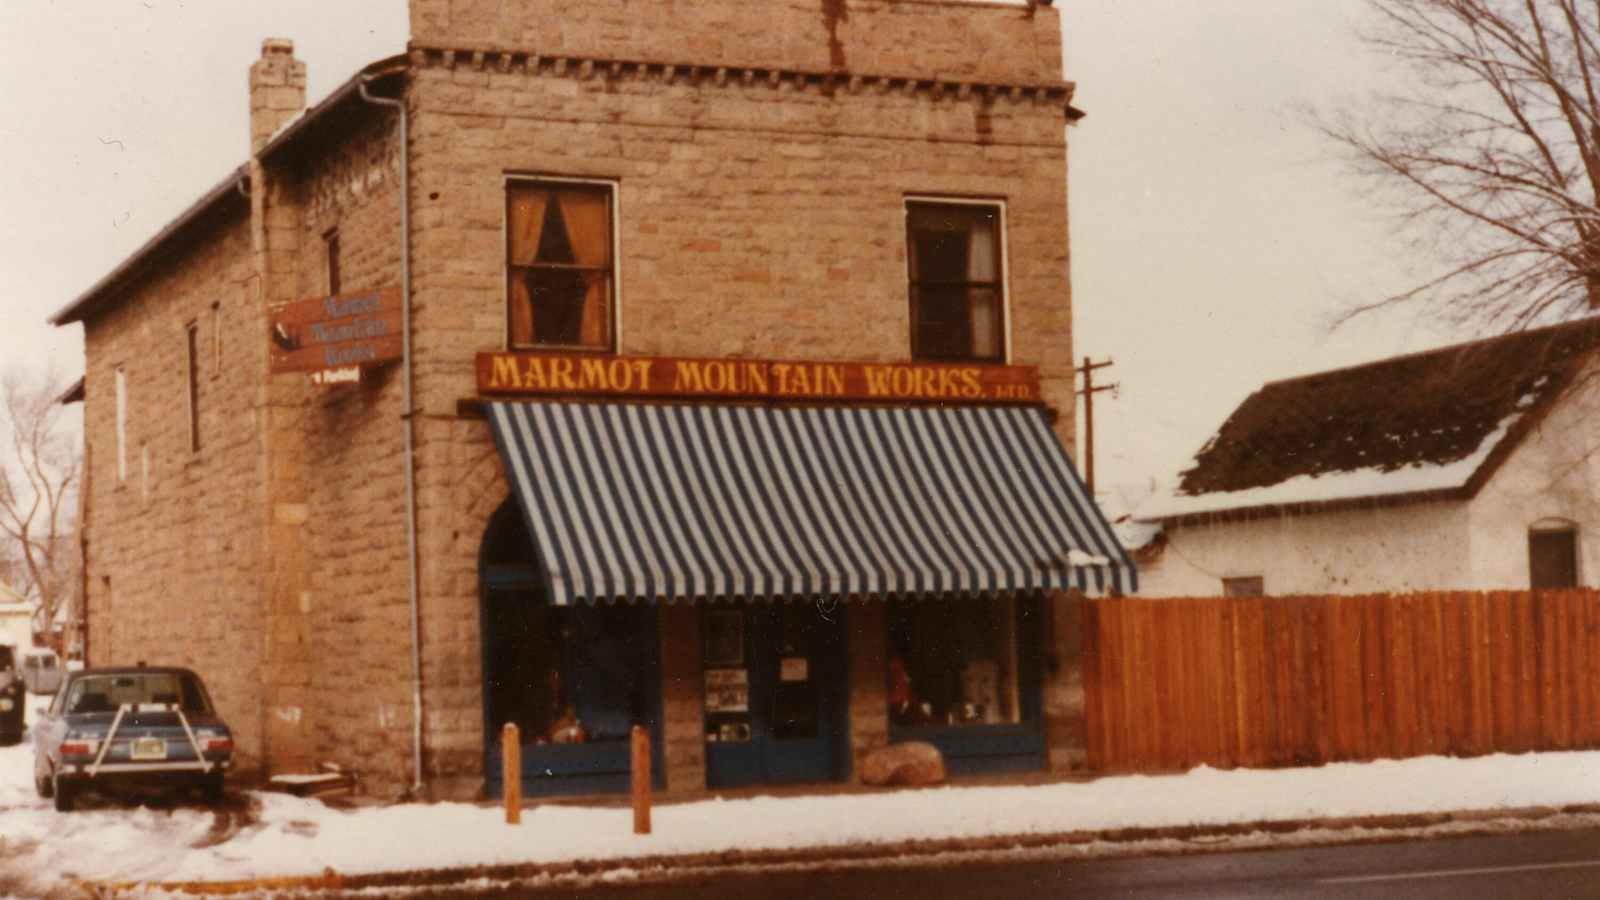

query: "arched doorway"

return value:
[479, 499, 662, 796]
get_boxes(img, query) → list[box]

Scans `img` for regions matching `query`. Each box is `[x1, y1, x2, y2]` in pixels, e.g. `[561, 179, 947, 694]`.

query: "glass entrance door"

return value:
[703, 602, 847, 789]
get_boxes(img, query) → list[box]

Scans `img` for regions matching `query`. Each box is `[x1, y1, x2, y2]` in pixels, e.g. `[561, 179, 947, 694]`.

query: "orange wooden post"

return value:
[502, 723, 521, 825]
[631, 725, 652, 835]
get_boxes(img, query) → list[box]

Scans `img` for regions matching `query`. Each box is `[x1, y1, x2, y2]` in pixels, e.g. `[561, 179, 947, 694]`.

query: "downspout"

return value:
[358, 72, 424, 797]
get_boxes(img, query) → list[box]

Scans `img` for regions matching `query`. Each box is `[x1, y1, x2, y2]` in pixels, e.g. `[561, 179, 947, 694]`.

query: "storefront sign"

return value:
[477, 352, 1041, 404]
[270, 287, 403, 374]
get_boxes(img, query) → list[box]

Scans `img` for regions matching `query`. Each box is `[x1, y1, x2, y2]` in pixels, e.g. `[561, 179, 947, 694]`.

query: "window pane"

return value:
[908, 201, 1004, 362]
[888, 597, 1022, 727]
[910, 224, 970, 283]
[507, 182, 614, 350]
[508, 188, 551, 267]
[509, 264, 609, 348]
[1222, 576, 1264, 597]
[558, 189, 612, 267]
[1530, 530, 1578, 589]
[912, 286, 974, 361]
[965, 216, 997, 281]
[968, 287, 1001, 361]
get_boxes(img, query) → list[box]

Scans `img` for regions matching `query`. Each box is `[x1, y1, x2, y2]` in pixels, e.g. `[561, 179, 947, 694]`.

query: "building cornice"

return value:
[409, 44, 1084, 119]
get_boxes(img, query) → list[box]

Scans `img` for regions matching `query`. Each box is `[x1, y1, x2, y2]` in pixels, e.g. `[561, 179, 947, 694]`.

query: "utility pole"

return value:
[1075, 356, 1116, 495]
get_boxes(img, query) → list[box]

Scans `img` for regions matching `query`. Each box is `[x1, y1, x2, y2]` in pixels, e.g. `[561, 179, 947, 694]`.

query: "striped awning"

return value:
[486, 402, 1136, 605]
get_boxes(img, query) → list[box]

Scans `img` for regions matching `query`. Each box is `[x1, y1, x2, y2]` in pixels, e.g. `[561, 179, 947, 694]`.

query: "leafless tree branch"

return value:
[1318, 0, 1600, 329]
[0, 369, 81, 647]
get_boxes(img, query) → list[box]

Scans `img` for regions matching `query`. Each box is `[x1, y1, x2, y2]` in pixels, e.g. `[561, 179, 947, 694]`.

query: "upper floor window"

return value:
[185, 322, 200, 453]
[506, 179, 616, 352]
[324, 228, 341, 296]
[1222, 576, 1264, 598]
[1529, 524, 1578, 589]
[907, 199, 1005, 362]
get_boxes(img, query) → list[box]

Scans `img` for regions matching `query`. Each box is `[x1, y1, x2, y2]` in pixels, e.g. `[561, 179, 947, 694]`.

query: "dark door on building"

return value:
[703, 602, 848, 789]
[1530, 527, 1579, 589]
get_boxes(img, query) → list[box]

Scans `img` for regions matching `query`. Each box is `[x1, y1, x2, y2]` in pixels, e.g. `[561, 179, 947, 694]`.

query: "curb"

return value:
[76, 802, 1600, 897]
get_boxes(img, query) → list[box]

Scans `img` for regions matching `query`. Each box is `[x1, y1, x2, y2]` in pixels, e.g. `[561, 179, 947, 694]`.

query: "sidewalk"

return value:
[6, 746, 1600, 896]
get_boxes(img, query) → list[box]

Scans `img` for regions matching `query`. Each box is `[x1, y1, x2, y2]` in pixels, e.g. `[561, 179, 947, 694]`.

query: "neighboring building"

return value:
[0, 583, 32, 654]
[51, 0, 1133, 799]
[1137, 318, 1600, 597]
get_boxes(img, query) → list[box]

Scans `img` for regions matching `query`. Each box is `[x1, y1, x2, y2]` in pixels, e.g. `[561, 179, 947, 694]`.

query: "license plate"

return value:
[130, 737, 166, 760]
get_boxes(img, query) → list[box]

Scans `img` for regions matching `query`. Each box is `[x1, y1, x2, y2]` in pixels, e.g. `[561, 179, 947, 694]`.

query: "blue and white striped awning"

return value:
[486, 402, 1136, 604]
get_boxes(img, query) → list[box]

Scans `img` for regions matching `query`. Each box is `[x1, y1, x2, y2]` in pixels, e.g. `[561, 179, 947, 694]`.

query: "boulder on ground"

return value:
[859, 741, 946, 787]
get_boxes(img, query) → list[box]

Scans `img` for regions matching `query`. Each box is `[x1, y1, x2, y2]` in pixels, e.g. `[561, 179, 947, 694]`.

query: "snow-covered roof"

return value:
[1141, 316, 1600, 521]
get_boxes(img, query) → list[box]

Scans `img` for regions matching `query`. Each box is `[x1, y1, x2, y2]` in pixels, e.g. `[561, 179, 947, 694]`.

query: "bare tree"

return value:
[1319, 1, 1600, 330]
[0, 370, 80, 646]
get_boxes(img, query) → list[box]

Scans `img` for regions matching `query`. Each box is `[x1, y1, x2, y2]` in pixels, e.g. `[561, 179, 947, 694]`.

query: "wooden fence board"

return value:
[1082, 589, 1600, 773]
[1515, 592, 1540, 752]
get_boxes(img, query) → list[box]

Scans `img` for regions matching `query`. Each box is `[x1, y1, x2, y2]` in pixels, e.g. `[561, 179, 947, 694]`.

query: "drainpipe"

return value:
[358, 72, 424, 797]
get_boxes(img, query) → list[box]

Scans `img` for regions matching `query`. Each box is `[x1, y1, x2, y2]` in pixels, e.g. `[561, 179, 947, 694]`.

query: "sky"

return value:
[0, 1, 1469, 494]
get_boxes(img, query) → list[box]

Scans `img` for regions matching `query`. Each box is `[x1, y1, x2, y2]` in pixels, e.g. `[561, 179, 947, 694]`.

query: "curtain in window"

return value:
[558, 190, 612, 348]
[966, 217, 999, 360]
[507, 190, 551, 345]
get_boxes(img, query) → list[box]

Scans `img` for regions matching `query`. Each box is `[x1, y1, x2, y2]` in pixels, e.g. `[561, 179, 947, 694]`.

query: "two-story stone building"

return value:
[51, 0, 1134, 799]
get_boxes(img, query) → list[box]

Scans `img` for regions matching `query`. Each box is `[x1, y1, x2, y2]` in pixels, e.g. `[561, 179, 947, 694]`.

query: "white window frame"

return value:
[903, 194, 1012, 365]
[114, 367, 128, 483]
[502, 174, 624, 353]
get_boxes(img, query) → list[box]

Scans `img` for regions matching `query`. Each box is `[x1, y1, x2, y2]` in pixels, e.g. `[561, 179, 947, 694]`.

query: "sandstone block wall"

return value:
[270, 107, 417, 791]
[408, 0, 1065, 84]
[79, 206, 271, 770]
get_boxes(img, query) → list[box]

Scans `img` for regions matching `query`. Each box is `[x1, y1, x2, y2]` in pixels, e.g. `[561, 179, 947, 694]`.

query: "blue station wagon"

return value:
[31, 667, 234, 811]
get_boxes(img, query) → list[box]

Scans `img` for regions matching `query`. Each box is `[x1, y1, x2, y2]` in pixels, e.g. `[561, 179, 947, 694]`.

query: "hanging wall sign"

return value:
[270, 287, 403, 376]
[477, 352, 1041, 404]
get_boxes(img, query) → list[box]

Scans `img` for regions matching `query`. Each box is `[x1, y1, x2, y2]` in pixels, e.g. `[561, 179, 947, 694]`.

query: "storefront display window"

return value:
[887, 596, 1030, 728]
[484, 598, 655, 745]
[481, 500, 656, 760]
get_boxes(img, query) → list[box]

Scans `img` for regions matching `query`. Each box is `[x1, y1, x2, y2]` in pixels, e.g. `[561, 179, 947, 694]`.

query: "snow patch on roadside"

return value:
[3, 743, 1600, 892]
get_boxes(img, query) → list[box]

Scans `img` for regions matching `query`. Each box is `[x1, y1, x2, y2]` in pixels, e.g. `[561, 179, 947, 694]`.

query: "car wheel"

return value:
[52, 774, 73, 812]
[201, 772, 225, 806]
[34, 759, 52, 799]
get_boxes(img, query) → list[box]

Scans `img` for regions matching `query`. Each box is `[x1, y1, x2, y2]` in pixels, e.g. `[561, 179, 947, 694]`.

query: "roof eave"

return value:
[1148, 484, 1471, 527]
[56, 377, 84, 406]
[48, 164, 251, 327]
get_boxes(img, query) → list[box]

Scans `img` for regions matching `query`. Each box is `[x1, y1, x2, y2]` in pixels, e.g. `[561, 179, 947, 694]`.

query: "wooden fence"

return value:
[1082, 590, 1600, 772]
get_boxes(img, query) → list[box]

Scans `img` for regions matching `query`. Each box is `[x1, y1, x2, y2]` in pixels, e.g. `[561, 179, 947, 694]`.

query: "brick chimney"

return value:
[249, 38, 307, 155]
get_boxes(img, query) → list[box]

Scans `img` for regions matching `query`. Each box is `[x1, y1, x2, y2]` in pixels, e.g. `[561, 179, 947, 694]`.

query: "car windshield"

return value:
[65, 673, 211, 714]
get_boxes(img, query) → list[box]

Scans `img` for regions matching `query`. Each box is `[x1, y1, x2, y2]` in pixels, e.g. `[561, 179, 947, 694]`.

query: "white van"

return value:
[21, 649, 62, 695]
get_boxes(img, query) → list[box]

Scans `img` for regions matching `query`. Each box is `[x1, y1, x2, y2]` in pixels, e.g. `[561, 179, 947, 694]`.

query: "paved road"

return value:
[383, 828, 1600, 899]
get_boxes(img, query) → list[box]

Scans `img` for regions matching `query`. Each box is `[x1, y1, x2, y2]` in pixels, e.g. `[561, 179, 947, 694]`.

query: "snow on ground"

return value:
[5, 727, 1600, 895]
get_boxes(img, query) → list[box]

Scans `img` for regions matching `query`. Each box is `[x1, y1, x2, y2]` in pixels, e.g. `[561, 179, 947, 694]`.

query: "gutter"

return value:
[356, 70, 424, 798]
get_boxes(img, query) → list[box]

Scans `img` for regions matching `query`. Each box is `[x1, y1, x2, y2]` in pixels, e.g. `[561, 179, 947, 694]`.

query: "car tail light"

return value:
[59, 741, 93, 757]
[205, 736, 233, 753]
